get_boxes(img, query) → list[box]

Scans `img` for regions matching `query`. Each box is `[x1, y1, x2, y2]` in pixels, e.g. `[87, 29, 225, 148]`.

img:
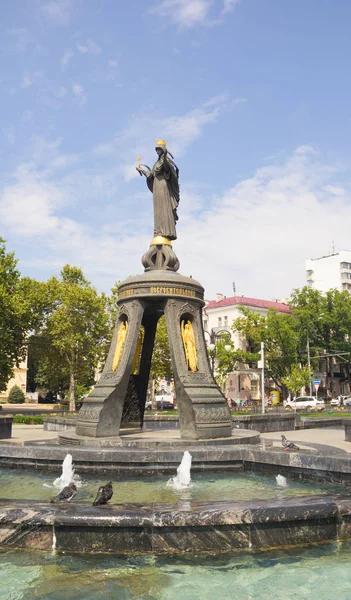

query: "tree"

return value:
[30, 265, 109, 412]
[289, 287, 351, 398]
[106, 281, 120, 333]
[228, 306, 299, 393]
[0, 238, 46, 392]
[150, 315, 172, 381]
[282, 364, 313, 397]
[148, 316, 173, 408]
[8, 384, 25, 404]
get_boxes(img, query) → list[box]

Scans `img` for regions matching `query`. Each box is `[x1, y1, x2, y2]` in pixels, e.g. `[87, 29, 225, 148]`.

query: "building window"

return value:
[251, 380, 259, 396]
[224, 316, 228, 326]
[341, 262, 351, 270]
[218, 317, 222, 327]
[342, 272, 351, 280]
[203, 319, 208, 330]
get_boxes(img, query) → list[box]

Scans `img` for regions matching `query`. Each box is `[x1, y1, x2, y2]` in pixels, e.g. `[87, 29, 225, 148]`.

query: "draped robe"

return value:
[146, 156, 179, 241]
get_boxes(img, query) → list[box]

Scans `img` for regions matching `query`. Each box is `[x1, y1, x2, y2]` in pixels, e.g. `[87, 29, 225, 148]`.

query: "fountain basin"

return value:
[0, 494, 350, 554]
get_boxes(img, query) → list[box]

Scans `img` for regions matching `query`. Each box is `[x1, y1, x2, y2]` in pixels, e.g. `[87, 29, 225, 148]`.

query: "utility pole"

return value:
[307, 331, 312, 395]
[258, 342, 265, 414]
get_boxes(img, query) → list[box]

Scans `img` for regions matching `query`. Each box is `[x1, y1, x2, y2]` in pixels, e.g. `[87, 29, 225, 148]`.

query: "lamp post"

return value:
[204, 328, 232, 375]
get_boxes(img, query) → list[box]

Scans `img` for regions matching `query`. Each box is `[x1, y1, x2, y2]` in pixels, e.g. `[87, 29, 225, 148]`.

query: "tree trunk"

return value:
[69, 369, 76, 412]
[150, 378, 157, 411]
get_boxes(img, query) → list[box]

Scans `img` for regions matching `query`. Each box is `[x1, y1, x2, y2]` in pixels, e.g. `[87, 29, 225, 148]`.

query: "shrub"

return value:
[12, 414, 43, 425]
[8, 385, 25, 404]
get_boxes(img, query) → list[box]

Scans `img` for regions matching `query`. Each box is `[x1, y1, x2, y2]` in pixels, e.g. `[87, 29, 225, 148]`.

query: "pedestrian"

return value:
[160, 397, 164, 411]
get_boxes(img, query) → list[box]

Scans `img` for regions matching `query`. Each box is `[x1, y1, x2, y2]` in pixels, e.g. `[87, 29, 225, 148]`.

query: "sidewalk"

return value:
[261, 427, 351, 454]
[0, 425, 57, 445]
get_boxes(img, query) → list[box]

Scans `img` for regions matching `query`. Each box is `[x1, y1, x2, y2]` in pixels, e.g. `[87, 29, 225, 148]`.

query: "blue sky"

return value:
[1, 0, 351, 300]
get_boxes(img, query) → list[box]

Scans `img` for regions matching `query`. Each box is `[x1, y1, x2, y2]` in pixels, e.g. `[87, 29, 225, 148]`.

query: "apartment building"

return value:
[306, 250, 351, 294]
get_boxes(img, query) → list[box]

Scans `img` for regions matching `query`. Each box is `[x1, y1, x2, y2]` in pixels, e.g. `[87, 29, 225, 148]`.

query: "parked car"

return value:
[284, 396, 325, 411]
[155, 394, 174, 410]
[343, 397, 351, 407]
[330, 395, 349, 407]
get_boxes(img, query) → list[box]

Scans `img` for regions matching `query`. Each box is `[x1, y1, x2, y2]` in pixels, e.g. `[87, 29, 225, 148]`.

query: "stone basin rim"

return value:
[1, 493, 351, 555]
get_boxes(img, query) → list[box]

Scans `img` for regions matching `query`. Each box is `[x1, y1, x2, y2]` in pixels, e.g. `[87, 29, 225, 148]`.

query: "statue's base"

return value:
[76, 270, 232, 440]
[59, 428, 258, 447]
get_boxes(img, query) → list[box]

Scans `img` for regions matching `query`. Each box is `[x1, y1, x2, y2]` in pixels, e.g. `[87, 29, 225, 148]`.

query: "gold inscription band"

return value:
[119, 287, 196, 299]
[150, 286, 196, 297]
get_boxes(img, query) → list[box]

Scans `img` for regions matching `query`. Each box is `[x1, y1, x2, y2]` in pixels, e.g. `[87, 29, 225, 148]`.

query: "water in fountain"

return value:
[167, 451, 192, 489]
[276, 474, 287, 487]
[52, 454, 81, 490]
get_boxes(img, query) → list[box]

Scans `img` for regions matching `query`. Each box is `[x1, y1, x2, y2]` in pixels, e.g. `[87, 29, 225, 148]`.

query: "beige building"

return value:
[203, 294, 291, 401]
[0, 357, 27, 401]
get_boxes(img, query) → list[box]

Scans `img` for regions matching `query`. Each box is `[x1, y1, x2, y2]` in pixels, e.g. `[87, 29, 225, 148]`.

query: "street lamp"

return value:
[204, 328, 232, 375]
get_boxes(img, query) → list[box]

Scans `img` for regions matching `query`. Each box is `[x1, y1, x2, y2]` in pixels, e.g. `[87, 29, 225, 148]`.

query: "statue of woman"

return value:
[112, 320, 128, 371]
[181, 320, 198, 372]
[136, 139, 179, 241]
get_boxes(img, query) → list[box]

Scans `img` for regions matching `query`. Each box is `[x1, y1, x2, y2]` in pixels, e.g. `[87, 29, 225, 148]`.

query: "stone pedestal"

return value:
[76, 270, 232, 440]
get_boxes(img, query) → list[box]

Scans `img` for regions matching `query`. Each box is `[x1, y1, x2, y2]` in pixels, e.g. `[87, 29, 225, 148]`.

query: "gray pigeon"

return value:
[281, 434, 299, 451]
[93, 481, 113, 506]
[50, 482, 77, 503]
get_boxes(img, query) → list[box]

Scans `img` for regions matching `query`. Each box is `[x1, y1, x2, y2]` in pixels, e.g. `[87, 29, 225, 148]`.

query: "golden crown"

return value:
[155, 138, 166, 147]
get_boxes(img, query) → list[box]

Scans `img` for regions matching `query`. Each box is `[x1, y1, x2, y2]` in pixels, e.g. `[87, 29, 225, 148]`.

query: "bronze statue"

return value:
[112, 320, 128, 371]
[181, 319, 198, 372]
[136, 139, 179, 240]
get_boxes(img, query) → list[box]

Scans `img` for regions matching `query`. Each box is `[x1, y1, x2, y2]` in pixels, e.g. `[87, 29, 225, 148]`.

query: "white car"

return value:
[284, 396, 325, 411]
[330, 398, 341, 407]
[343, 397, 351, 407]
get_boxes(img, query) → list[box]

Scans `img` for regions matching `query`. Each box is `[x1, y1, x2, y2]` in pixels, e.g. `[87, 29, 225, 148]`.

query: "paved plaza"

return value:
[1, 424, 350, 454]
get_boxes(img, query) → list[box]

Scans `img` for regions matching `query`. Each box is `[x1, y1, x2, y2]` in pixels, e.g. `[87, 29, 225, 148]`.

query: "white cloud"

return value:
[222, 0, 240, 15]
[5, 27, 39, 54]
[93, 94, 239, 180]
[150, 0, 240, 29]
[61, 49, 74, 71]
[176, 146, 351, 299]
[40, 0, 73, 25]
[76, 39, 102, 54]
[72, 83, 87, 105]
[151, 0, 212, 29]
[0, 162, 147, 288]
[20, 75, 33, 88]
[21, 110, 33, 122]
[1, 144, 351, 300]
[58, 86, 67, 98]
[89, 58, 118, 83]
[5, 127, 15, 145]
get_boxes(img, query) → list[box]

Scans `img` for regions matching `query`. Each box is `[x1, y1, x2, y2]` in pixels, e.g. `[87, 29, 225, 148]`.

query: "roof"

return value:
[205, 295, 291, 314]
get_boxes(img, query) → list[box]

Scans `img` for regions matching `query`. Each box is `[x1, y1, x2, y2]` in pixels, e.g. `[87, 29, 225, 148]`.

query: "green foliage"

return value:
[228, 306, 299, 389]
[0, 238, 47, 392]
[290, 286, 351, 396]
[150, 316, 172, 381]
[29, 265, 109, 412]
[282, 364, 313, 395]
[12, 414, 43, 424]
[218, 287, 351, 397]
[8, 384, 25, 404]
[106, 281, 120, 333]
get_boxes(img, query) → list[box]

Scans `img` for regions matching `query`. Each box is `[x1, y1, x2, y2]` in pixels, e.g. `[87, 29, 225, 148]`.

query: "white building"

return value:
[0, 357, 27, 402]
[306, 250, 351, 294]
[203, 294, 291, 400]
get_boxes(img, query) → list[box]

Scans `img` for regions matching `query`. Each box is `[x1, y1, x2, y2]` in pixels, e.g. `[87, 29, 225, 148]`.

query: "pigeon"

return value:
[50, 482, 77, 503]
[281, 434, 299, 451]
[92, 481, 113, 506]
